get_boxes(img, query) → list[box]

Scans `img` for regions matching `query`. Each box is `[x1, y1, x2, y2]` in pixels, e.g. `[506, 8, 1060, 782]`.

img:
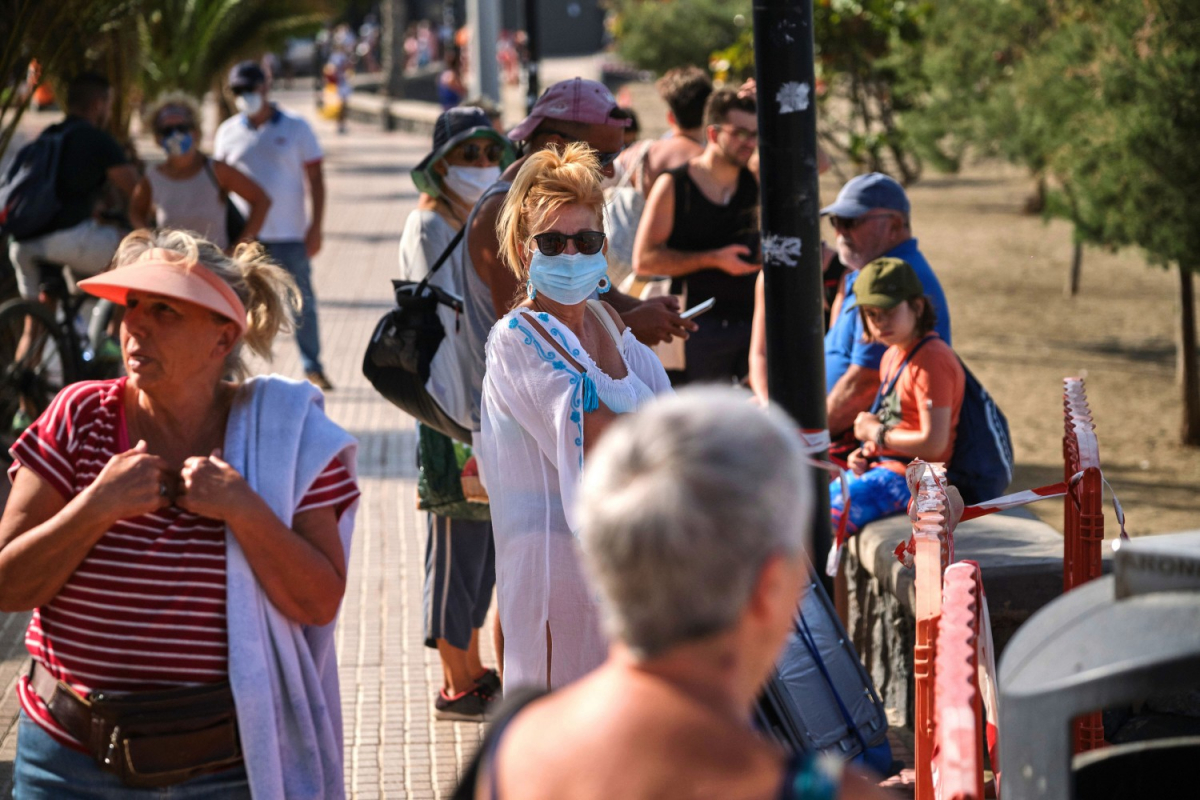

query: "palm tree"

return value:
[137, 0, 329, 106]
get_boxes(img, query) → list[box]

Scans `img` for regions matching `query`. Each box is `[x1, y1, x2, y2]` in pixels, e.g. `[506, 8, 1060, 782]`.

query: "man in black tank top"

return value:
[635, 88, 761, 386]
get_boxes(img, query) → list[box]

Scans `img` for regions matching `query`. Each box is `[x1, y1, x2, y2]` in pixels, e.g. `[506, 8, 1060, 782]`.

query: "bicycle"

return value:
[0, 260, 122, 456]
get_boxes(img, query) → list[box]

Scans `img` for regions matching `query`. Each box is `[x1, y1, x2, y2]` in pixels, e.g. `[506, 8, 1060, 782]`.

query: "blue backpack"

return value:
[873, 336, 1014, 505]
[0, 119, 79, 240]
[947, 360, 1014, 504]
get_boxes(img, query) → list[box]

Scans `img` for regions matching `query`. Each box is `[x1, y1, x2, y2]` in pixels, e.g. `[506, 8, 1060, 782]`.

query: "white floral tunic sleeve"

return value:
[479, 308, 669, 689]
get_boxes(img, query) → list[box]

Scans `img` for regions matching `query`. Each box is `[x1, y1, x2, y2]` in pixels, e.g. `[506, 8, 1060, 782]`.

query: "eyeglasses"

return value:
[157, 124, 193, 137]
[540, 130, 622, 169]
[456, 141, 506, 164]
[533, 230, 606, 256]
[230, 86, 260, 97]
[715, 125, 758, 142]
[828, 213, 898, 232]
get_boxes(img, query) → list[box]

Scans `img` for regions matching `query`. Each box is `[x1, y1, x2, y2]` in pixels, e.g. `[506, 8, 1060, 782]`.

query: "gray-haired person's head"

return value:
[579, 387, 813, 660]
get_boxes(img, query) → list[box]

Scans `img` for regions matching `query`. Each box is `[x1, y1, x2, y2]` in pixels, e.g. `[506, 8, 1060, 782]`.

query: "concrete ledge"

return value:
[845, 509, 1108, 726]
[345, 93, 442, 135]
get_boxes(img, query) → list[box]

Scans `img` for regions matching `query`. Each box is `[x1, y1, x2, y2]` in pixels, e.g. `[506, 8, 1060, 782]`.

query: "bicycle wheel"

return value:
[0, 299, 79, 456]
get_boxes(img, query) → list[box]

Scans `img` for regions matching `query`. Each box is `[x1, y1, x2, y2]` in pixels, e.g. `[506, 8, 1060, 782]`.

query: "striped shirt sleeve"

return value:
[7, 382, 97, 498]
[296, 458, 358, 518]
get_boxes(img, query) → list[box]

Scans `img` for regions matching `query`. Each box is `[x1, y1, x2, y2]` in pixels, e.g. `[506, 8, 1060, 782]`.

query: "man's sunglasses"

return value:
[533, 230, 606, 256]
[457, 142, 506, 164]
[828, 212, 898, 231]
[157, 124, 193, 137]
[540, 130, 622, 168]
[230, 86, 260, 96]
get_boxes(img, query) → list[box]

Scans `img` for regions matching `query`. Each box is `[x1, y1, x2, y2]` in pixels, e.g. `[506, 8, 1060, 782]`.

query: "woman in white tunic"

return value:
[480, 143, 671, 690]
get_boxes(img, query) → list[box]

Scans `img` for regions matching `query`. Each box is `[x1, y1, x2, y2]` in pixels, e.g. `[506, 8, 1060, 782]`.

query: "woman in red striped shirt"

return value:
[0, 229, 358, 798]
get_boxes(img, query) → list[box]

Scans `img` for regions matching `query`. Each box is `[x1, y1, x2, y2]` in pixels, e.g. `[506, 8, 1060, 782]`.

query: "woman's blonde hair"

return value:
[143, 91, 202, 137]
[496, 142, 606, 282]
[112, 229, 301, 381]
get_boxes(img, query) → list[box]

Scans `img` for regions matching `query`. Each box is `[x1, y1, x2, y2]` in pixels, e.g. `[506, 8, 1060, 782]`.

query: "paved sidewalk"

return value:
[0, 96, 492, 798]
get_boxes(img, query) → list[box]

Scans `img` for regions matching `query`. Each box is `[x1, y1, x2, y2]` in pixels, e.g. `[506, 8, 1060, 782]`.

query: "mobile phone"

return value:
[680, 297, 716, 320]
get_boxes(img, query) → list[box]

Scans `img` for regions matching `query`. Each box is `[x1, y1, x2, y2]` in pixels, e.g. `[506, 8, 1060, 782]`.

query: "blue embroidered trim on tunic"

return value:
[509, 314, 587, 468]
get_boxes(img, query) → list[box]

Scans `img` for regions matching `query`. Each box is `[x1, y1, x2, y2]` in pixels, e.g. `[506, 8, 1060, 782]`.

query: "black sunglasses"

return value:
[533, 230, 606, 256]
[457, 141, 505, 164]
[540, 130, 622, 168]
[157, 124, 193, 137]
[230, 86, 260, 96]
[828, 213, 898, 231]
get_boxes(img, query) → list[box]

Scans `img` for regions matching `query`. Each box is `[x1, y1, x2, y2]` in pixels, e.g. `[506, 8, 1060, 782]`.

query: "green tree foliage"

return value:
[612, 0, 931, 183]
[0, 0, 137, 153]
[608, 0, 751, 77]
[915, 0, 1200, 442]
[137, 0, 326, 106]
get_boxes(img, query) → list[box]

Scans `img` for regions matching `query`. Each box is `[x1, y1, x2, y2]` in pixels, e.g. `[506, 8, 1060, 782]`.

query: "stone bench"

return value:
[844, 509, 1110, 726]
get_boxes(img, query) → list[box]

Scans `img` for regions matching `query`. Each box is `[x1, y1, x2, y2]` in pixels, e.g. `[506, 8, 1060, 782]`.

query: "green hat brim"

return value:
[411, 126, 515, 199]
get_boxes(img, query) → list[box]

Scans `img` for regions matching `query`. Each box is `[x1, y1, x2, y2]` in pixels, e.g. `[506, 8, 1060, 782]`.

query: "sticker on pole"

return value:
[763, 234, 802, 267]
[776, 81, 811, 114]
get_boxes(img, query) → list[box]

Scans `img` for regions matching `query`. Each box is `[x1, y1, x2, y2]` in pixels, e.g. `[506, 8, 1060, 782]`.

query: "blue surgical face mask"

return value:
[162, 131, 193, 157]
[527, 250, 610, 306]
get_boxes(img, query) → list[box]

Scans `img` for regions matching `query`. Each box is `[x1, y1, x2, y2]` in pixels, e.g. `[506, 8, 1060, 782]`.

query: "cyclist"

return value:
[6, 72, 136, 433]
[8, 72, 136, 303]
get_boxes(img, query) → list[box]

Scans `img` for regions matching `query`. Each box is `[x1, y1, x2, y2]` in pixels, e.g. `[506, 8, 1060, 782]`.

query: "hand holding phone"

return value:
[680, 297, 716, 320]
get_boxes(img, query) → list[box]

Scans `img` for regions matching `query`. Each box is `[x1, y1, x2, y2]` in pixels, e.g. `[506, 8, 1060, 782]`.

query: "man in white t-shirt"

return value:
[214, 61, 332, 390]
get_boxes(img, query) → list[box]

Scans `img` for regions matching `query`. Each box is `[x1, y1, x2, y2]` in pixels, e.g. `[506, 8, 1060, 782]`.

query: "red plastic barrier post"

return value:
[1063, 377, 1106, 752]
[934, 563, 985, 800]
[913, 464, 952, 800]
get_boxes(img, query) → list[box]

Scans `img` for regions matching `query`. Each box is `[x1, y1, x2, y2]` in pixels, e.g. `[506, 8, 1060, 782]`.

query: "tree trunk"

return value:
[1065, 240, 1083, 297]
[1180, 265, 1200, 446]
[381, 0, 408, 99]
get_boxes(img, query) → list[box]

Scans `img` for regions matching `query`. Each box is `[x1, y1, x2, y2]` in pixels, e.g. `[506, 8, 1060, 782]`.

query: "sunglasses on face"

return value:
[457, 141, 505, 164]
[715, 124, 758, 142]
[828, 213, 897, 232]
[157, 124, 193, 137]
[540, 130, 622, 168]
[533, 230, 606, 256]
[231, 86, 260, 97]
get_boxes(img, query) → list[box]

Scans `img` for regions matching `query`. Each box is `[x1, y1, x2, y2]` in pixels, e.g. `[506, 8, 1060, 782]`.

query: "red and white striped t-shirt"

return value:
[8, 378, 358, 750]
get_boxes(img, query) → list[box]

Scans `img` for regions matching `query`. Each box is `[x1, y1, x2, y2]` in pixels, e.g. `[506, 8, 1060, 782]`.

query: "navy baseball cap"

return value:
[820, 172, 910, 218]
[228, 61, 267, 91]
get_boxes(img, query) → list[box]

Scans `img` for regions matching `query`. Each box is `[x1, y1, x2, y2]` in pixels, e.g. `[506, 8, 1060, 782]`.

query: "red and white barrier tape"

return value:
[894, 465, 1129, 568]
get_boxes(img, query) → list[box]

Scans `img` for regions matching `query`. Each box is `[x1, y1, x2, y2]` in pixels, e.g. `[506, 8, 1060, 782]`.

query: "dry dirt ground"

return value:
[622, 82, 1199, 539]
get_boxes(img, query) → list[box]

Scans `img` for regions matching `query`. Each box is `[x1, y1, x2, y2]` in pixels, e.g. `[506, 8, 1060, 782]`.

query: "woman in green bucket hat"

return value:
[399, 107, 514, 722]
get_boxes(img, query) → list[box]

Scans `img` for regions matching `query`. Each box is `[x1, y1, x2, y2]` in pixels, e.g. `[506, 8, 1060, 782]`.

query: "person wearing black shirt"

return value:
[8, 72, 138, 301]
[633, 88, 761, 386]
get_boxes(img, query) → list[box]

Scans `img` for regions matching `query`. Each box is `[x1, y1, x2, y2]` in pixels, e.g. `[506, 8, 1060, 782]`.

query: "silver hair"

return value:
[578, 387, 813, 660]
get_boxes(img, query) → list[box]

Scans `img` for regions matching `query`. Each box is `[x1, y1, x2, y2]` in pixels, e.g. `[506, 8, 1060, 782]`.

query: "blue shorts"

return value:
[423, 514, 496, 650]
[830, 466, 910, 535]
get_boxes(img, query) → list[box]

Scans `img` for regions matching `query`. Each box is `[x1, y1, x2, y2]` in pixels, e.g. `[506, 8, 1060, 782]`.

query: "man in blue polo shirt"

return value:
[822, 173, 950, 457]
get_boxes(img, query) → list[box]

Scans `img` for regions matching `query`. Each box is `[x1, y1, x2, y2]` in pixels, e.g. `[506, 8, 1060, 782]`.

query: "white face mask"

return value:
[235, 92, 264, 117]
[442, 166, 501, 206]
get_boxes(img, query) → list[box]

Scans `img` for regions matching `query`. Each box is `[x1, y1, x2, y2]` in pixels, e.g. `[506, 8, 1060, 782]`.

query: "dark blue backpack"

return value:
[0, 119, 79, 240]
[873, 336, 1014, 505]
[946, 359, 1014, 504]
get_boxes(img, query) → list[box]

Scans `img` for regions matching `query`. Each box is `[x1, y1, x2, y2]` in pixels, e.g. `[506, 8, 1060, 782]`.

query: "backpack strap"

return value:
[869, 335, 934, 415]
